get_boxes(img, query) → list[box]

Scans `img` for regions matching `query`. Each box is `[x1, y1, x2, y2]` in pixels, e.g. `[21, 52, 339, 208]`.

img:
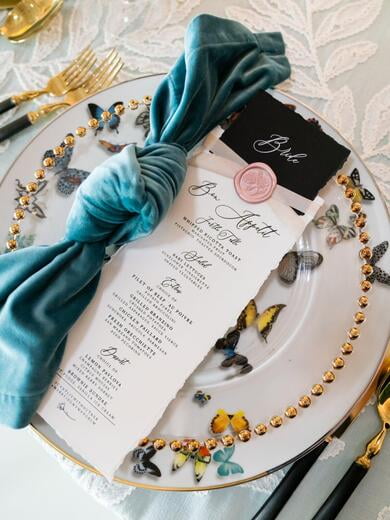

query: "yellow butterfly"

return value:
[172, 444, 211, 482]
[210, 409, 249, 434]
[256, 304, 286, 342]
[345, 168, 375, 203]
[236, 300, 286, 342]
[236, 299, 257, 330]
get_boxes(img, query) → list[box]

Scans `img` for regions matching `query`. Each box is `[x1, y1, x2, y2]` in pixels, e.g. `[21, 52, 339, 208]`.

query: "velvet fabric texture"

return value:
[0, 14, 291, 428]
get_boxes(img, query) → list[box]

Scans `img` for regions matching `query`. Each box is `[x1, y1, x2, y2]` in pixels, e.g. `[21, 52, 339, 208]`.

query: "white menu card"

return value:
[39, 163, 311, 479]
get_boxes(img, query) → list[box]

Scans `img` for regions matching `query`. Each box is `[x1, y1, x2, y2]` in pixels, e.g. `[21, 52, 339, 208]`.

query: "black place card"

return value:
[219, 90, 350, 202]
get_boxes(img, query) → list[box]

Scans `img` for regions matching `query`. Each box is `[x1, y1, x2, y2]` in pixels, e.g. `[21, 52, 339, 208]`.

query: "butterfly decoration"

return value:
[366, 241, 390, 286]
[193, 390, 211, 406]
[235, 299, 258, 331]
[132, 445, 161, 478]
[213, 446, 244, 477]
[99, 139, 133, 154]
[210, 409, 249, 435]
[346, 168, 375, 203]
[256, 304, 286, 341]
[278, 250, 323, 284]
[87, 102, 123, 135]
[43, 134, 91, 197]
[172, 444, 211, 482]
[56, 169, 91, 196]
[135, 107, 151, 137]
[14, 178, 47, 218]
[237, 299, 286, 342]
[313, 204, 357, 248]
[214, 300, 286, 374]
[214, 330, 253, 374]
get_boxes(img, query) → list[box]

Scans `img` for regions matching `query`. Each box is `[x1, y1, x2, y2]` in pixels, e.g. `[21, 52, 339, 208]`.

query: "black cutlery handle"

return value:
[0, 97, 16, 115]
[251, 440, 328, 520]
[0, 114, 32, 143]
[312, 462, 368, 520]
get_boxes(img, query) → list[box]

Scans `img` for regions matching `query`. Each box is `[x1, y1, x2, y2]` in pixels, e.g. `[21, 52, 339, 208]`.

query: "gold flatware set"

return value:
[0, 46, 97, 114]
[0, 47, 124, 142]
[0, 2, 123, 141]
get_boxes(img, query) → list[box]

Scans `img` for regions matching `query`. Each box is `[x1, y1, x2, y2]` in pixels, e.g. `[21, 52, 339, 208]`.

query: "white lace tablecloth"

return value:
[1, 1, 389, 519]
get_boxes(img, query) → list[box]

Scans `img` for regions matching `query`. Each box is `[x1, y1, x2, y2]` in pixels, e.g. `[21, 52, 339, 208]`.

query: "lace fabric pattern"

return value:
[1, 1, 389, 519]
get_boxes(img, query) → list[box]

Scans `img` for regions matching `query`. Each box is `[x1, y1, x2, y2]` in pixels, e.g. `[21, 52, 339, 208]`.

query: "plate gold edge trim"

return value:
[30, 345, 389, 492]
[4, 78, 386, 491]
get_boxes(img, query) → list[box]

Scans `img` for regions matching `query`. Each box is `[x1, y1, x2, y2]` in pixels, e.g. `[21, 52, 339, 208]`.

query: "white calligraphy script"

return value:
[253, 134, 307, 164]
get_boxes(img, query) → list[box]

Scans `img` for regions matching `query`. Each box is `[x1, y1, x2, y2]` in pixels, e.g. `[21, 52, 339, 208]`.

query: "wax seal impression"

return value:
[234, 162, 277, 203]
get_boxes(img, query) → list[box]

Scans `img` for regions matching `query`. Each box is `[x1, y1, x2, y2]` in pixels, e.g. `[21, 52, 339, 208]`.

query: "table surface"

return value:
[0, 1, 389, 519]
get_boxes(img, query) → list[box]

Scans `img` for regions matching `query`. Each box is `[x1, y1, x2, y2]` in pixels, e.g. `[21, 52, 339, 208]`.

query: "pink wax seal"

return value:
[234, 162, 277, 203]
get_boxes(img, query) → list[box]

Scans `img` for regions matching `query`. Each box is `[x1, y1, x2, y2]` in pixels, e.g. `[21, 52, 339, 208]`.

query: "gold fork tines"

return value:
[58, 47, 97, 91]
[65, 49, 124, 105]
[11, 46, 97, 105]
[27, 50, 124, 124]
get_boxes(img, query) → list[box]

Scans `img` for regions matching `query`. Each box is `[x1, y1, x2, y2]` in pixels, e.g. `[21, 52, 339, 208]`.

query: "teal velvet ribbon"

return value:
[0, 14, 290, 428]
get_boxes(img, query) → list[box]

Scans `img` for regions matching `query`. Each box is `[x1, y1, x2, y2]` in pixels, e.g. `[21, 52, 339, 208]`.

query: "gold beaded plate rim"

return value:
[30, 350, 389, 492]
[1, 74, 388, 491]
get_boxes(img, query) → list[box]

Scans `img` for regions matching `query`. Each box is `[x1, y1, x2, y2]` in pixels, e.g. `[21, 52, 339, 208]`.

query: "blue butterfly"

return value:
[43, 134, 90, 197]
[213, 446, 244, 477]
[214, 330, 252, 374]
[88, 102, 123, 135]
[193, 390, 211, 406]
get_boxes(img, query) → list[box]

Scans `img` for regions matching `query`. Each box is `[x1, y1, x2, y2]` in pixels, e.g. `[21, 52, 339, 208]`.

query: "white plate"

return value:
[1, 74, 389, 490]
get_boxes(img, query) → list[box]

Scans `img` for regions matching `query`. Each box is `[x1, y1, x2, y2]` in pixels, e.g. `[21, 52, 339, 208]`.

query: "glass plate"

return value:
[1, 74, 389, 490]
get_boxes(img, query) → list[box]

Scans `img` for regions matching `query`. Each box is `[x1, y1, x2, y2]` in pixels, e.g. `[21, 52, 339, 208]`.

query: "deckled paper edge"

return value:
[39, 163, 314, 480]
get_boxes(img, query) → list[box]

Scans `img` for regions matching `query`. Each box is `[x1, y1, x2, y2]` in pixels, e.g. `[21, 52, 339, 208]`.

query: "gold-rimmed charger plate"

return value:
[0, 74, 389, 490]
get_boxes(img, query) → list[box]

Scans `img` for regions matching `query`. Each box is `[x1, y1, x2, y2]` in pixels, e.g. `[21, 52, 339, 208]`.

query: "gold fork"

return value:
[0, 50, 124, 143]
[0, 46, 97, 115]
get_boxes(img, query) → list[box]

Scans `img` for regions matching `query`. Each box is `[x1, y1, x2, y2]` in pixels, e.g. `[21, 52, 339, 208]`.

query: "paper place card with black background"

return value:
[211, 90, 350, 212]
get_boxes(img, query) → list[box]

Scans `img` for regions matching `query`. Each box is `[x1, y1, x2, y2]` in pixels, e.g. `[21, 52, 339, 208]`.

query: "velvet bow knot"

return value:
[65, 143, 187, 245]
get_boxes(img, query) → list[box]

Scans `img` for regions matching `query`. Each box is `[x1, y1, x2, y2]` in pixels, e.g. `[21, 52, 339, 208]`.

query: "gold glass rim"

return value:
[2, 73, 387, 491]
